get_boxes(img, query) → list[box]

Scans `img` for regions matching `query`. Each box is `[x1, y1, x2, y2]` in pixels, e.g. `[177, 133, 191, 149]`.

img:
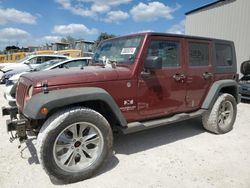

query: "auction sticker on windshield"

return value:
[121, 48, 136, 55]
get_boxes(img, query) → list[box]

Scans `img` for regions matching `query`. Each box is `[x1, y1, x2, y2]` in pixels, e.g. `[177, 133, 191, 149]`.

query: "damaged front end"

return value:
[2, 106, 29, 143]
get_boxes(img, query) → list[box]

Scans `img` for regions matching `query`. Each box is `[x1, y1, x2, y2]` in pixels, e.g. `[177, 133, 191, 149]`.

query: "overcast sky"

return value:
[0, 0, 213, 50]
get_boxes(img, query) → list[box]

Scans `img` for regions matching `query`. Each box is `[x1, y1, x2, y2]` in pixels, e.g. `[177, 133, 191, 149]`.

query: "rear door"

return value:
[137, 36, 187, 119]
[185, 40, 213, 110]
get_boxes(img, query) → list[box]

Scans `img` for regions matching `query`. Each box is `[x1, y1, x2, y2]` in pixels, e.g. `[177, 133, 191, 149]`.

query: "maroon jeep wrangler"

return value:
[2, 32, 239, 183]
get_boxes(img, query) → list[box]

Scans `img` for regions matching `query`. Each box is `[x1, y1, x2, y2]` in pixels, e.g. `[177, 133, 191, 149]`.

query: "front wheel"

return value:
[202, 93, 237, 134]
[37, 107, 113, 183]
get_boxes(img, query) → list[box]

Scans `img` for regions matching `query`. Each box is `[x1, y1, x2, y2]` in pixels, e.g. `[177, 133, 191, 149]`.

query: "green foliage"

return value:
[61, 36, 82, 44]
[94, 32, 116, 49]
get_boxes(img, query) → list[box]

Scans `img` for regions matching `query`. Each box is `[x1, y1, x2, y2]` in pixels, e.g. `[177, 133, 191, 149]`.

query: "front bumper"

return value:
[4, 84, 16, 103]
[2, 106, 28, 141]
[0, 76, 6, 84]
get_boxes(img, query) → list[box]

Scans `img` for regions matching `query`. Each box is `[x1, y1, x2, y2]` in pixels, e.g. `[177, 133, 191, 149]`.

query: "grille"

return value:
[16, 78, 29, 110]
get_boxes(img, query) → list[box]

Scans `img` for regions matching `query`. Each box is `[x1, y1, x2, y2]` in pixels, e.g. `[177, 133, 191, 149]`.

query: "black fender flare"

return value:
[202, 79, 239, 109]
[23, 87, 127, 127]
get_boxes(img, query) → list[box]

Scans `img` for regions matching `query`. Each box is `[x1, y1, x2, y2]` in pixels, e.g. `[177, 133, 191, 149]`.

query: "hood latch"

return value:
[42, 80, 49, 94]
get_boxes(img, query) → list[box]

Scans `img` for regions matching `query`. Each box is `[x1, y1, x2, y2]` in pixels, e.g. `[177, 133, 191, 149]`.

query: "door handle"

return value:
[203, 72, 213, 80]
[173, 73, 186, 81]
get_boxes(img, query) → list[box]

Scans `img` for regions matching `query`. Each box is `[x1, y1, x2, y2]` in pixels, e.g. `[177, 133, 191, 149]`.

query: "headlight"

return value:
[27, 85, 33, 100]
[24, 85, 33, 106]
[6, 74, 14, 79]
[5, 79, 17, 86]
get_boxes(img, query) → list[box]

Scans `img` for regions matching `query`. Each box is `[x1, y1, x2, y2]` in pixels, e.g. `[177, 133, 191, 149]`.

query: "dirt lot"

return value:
[0, 85, 249, 188]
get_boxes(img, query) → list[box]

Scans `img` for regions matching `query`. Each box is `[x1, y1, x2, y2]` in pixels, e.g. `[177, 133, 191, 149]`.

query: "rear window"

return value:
[188, 42, 209, 66]
[215, 44, 233, 66]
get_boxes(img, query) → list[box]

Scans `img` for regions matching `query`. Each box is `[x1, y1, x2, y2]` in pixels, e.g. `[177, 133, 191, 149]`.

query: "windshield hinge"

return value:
[42, 80, 49, 94]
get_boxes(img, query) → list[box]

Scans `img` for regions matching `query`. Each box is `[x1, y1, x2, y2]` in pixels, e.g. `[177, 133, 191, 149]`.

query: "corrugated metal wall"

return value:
[186, 0, 250, 74]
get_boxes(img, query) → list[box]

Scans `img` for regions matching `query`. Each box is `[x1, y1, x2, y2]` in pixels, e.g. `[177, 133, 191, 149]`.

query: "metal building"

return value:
[185, 0, 250, 74]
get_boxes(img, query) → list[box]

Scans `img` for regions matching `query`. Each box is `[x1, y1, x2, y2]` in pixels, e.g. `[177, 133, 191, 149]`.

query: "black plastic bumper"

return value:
[2, 106, 18, 118]
[2, 106, 28, 136]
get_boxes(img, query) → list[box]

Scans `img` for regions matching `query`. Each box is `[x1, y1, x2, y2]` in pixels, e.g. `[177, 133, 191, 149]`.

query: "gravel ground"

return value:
[0, 84, 249, 188]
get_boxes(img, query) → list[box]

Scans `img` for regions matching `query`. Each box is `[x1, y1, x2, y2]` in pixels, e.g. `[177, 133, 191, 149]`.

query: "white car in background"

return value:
[4, 57, 92, 106]
[0, 54, 69, 81]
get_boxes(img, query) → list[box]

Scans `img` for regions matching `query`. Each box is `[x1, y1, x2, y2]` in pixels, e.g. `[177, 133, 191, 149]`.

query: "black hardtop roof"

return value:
[107, 32, 233, 44]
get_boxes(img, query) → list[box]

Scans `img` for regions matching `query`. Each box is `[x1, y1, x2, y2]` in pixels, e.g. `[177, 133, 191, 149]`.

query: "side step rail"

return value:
[122, 109, 206, 134]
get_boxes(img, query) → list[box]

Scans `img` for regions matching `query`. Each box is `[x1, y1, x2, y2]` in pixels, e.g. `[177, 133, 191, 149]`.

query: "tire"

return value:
[202, 93, 237, 134]
[37, 107, 113, 183]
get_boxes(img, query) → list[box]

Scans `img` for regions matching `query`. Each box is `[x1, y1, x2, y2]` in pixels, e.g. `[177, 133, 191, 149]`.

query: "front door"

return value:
[137, 36, 187, 119]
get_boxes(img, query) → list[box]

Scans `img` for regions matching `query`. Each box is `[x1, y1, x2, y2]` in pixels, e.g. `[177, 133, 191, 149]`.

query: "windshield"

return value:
[34, 59, 63, 71]
[93, 36, 143, 65]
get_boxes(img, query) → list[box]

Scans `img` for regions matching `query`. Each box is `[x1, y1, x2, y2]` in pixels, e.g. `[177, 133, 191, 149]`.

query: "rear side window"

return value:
[188, 42, 209, 66]
[215, 44, 233, 66]
[146, 40, 180, 67]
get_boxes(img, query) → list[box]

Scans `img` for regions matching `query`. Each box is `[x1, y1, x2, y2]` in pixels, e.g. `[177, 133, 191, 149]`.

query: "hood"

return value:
[1, 63, 29, 73]
[0, 62, 18, 69]
[5, 67, 30, 75]
[9, 71, 27, 81]
[22, 65, 133, 87]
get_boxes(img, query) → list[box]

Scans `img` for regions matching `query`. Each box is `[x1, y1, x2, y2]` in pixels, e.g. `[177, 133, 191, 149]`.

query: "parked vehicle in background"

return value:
[2, 32, 239, 183]
[56, 49, 82, 58]
[4, 57, 92, 106]
[1, 59, 63, 85]
[0, 54, 69, 84]
[239, 60, 250, 100]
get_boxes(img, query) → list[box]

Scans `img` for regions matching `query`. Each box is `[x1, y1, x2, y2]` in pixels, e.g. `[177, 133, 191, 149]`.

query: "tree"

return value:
[94, 32, 116, 49]
[61, 36, 78, 44]
[5, 45, 20, 52]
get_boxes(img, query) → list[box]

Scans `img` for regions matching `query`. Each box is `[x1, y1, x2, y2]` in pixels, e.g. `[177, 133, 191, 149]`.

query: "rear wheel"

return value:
[37, 107, 113, 183]
[202, 93, 237, 134]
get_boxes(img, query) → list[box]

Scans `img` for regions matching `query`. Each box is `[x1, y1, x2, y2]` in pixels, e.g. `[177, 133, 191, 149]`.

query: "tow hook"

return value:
[7, 119, 28, 142]
[2, 106, 28, 146]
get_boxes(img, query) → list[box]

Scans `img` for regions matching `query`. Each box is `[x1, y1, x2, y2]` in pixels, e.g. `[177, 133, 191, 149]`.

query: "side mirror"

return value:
[144, 56, 162, 71]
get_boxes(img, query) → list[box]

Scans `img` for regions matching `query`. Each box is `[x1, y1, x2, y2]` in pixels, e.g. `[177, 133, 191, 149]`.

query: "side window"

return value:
[34, 57, 43, 64]
[215, 44, 233, 66]
[58, 57, 67, 60]
[64, 60, 87, 68]
[188, 42, 209, 66]
[44, 56, 56, 62]
[146, 40, 180, 67]
[36, 57, 44, 64]
[28, 57, 38, 64]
